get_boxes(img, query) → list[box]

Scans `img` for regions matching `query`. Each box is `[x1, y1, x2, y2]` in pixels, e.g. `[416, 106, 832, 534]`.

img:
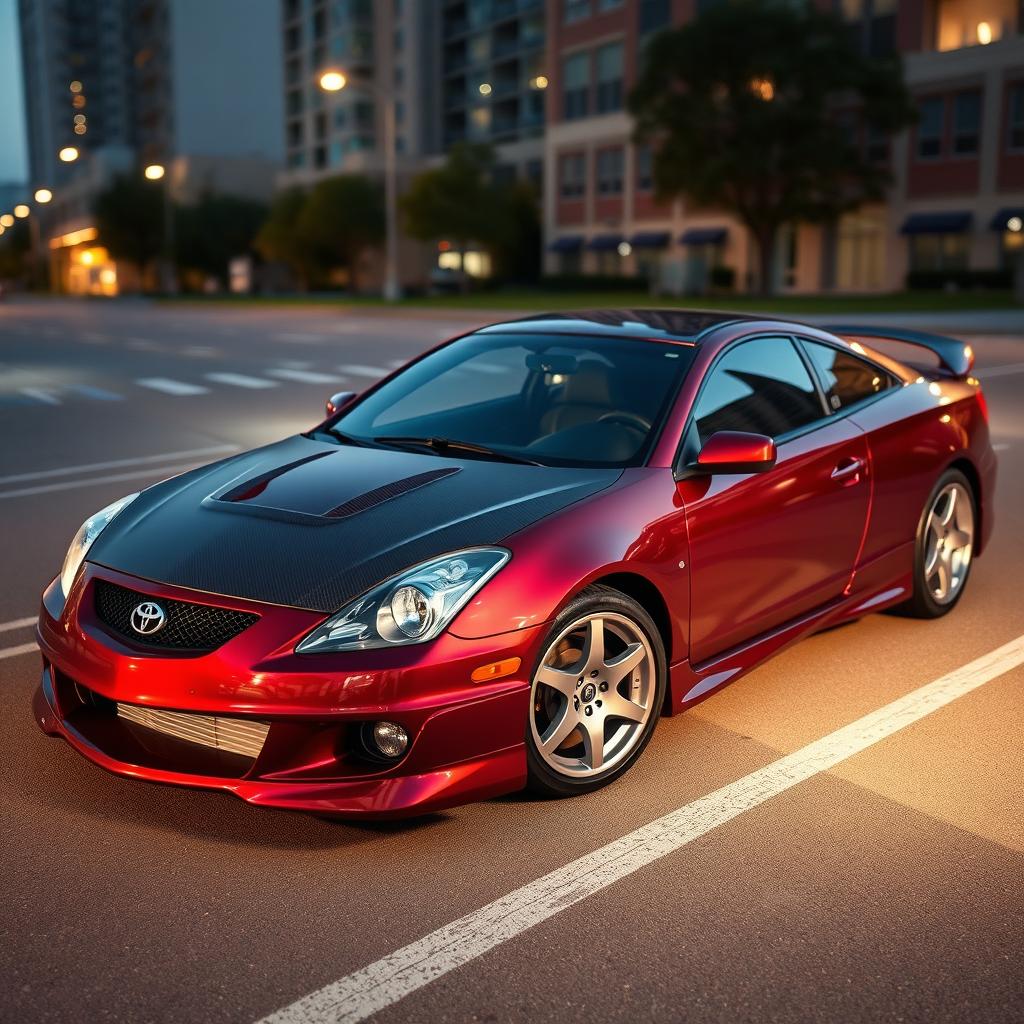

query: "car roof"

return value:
[475, 309, 768, 343]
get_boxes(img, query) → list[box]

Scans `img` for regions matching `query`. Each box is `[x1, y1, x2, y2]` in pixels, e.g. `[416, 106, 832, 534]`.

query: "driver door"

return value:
[679, 336, 871, 665]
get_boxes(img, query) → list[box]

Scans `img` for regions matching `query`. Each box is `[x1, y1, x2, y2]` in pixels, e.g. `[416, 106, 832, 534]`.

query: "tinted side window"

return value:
[694, 337, 824, 441]
[801, 340, 896, 411]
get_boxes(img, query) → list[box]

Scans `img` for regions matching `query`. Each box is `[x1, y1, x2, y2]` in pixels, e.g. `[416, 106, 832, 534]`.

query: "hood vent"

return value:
[325, 467, 460, 518]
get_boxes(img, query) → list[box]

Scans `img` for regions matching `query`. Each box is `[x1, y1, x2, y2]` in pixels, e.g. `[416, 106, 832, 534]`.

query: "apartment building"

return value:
[543, 0, 1024, 293]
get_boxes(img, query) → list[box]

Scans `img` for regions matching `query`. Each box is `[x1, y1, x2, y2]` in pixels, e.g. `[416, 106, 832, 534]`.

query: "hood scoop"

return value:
[204, 450, 461, 525]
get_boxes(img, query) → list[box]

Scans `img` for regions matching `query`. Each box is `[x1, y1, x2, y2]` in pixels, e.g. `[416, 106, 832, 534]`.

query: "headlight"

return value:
[296, 547, 510, 653]
[59, 492, 139, 599]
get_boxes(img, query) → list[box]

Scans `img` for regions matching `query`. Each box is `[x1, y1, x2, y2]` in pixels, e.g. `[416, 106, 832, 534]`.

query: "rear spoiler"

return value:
[824, 325, 975, 379]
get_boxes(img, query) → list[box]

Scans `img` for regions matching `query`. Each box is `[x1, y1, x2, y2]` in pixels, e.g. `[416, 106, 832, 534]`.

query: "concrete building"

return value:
[17, 0, 284, 294]
[543, 0, 1024, 294]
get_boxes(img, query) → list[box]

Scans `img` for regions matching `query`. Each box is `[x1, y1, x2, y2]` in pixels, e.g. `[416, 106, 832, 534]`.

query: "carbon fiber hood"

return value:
[88, 435, 621, 612]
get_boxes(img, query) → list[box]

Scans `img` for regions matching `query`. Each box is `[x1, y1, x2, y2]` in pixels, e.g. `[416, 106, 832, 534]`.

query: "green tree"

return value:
[402, 143, 522, 288]
[629, 0, 915, 294]
[175, 193, 267, 288]
[0, 219, 31, 282]
[296, 174, 385, 293]
[93, 176, 165, 285]
[255, 187, 315, 290]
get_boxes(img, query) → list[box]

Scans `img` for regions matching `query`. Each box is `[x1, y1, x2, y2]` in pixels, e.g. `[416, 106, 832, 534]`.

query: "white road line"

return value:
[204, 372, 278, 389]
[993, 443, 1011, 452]
[0, 444, 238, 485]
[387, 358, 408, 368]
[0, 642, 37, 661]
[338, 364, 388, 377]
[136, 378, 210, 396]
[183, 345, 219, 358]
[976, 361, 1024, 379]
[126, 337, 160, 351]
[0, 461, 206, 500]
[0, 617, 36, 633]
[266, 368, 341, 384]
[257, 634, 1024, 1024]
[71, 385, 123, 401]
[277, 332, 326, 343]
[18, 388, 61, 405]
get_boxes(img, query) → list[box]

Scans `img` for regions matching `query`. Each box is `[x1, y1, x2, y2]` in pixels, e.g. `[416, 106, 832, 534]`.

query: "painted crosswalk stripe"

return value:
[204, 372, 278, 389]
[0, 642, 37, 661]
[278, 332, 326, 343]
[18, 388, 61, 405]
[255, 634, 1024, 1024]
[0, 617, 36, 633]
[266, 368, 341, 384]
[137, 378, 210, 396]
[338, 364, 388, 377]
[71, 385, 123, 401]
[976, 361, 1024, 379]
[183, 345, 219, 358]
[126, 337, 160, 350]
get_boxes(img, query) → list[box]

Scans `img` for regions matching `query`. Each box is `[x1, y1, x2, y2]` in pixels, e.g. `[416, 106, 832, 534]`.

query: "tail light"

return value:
[975, 386, 989, 424]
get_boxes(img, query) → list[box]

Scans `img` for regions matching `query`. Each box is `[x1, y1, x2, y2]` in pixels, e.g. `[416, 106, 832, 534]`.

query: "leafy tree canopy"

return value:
[93, 176, 165, 273]
[175, 193, 267, 285]
[629, 0, 915, 292]
[255, 187, 313, 287]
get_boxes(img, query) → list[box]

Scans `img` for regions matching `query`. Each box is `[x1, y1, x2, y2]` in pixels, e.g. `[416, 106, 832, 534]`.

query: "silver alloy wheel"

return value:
[530, 612, 656, 778]
[924, 481, 974, 605]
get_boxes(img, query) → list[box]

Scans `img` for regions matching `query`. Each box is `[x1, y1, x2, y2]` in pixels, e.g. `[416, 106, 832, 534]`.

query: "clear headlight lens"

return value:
[296, 547, 510, 653]
[59, 492, 139, 599]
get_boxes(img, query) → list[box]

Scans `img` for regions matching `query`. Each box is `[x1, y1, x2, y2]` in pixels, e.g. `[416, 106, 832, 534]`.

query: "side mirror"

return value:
[325, 391, 357, 417]
[695, 431, 776, 474]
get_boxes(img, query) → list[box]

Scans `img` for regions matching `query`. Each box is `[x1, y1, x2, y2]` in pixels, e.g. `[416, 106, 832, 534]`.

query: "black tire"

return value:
[896, 468, 977, 619]
[525, 585, 667, 798]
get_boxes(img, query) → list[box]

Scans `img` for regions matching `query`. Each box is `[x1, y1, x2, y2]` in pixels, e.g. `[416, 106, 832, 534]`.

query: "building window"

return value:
[639, 0, 671, 35]
[564, 0, 590, 23]
[952, 90, 982, 155]
[933, 0, 1014, 51]
[917, 96, 944, 159]
[1007, 83, 1024, 150]
[636, 144, 654, 191]
[908, 233, 969, 271]
[559, 152, 586, 199]
[598, 0, 624, 9]
[596, 147, 624, 195]
[595, 42, 624, 113]
[563, 52, 590, 120]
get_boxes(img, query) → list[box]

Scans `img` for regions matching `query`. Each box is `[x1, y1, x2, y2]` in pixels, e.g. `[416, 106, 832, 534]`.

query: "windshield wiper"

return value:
[373, 435, 543, 466]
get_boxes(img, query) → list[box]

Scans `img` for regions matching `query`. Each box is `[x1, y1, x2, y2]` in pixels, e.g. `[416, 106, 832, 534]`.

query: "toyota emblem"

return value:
[130, 601, 167, 636]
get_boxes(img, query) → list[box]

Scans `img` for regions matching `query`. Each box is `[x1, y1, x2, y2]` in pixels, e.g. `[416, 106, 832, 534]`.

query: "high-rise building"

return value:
[16, 0, 285, 293]
[543, 0, 1024, 294]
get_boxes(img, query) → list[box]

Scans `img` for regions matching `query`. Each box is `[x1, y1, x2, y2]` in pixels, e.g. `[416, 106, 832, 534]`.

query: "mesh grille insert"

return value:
[93, 579, 259, 653]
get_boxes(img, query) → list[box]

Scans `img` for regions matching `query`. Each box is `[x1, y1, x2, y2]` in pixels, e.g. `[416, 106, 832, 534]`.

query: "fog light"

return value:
[371, 721, 408, 759]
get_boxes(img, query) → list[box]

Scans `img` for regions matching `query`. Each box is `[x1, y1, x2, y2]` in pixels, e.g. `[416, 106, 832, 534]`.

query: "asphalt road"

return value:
[1, 298, 1021, 1024]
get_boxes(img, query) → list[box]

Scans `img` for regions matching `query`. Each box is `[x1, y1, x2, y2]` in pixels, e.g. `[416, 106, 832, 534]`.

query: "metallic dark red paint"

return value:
[34, 314, 997, 817]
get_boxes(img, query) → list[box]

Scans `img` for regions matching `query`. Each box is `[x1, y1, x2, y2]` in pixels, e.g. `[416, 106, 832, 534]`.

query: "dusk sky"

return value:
[0, 0, 28, 184]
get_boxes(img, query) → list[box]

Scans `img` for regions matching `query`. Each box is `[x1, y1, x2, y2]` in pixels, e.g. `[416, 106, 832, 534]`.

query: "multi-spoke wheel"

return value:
[899, 469, 977, 619]
[525, 586, 666, 797]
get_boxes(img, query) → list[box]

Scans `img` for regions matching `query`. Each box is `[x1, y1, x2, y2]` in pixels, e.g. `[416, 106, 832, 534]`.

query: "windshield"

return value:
[330, 332, 695, 468]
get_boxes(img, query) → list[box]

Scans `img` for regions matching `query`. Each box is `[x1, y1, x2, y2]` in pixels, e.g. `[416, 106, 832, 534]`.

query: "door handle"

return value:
[831, 457, 865, 483]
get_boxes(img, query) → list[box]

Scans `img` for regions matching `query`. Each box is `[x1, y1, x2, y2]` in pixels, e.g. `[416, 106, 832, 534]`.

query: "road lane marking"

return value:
[126, 337, 160, 350]
[338, 364, 388, 377]
[71, 385, 123, 401]
[0, 462, 207, 500]
[257, 634, 1024, 1024]
[278, 332, 326, 343]
[183, 345, 219, 358]
[18, 388, 61, 405]
[204, 372, 278, 389]
[0, 617, 36, 633]
[0, 445, 238, 485]
[976, 361, 1024, 379]
[0, 642, 37, 661]
[266, 369, 342, 384]
[137, 378, 210, 396]
[80, 332, 110, 344]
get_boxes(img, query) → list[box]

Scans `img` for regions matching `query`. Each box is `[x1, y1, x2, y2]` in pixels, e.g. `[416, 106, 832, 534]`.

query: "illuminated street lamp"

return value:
[144, 163, 166, 181]
[34, 188, 53, 204]
[58, 146, 79, 163]
[14, 204, 30, 219]
[143, 163, 176, 293]
[0, 214, 13, 228]
[318, 68, 401, 301]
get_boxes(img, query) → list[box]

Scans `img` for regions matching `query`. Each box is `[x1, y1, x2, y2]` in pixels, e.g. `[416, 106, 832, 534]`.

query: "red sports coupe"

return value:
[34, 311, 995, 817]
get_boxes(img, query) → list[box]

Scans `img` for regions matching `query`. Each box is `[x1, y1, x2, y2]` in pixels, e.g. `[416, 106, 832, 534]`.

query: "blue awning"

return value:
[587, 234, 623, 251]
[900, 212, 972, 235]
[989, 208, 1024, 231]
[548, 235, 583, 253]
[630, 230, 671, 248]
[680, 226, 728, 245]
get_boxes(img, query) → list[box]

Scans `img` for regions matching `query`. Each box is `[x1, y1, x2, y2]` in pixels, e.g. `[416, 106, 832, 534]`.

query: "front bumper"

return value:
[34, 565, 545, 818]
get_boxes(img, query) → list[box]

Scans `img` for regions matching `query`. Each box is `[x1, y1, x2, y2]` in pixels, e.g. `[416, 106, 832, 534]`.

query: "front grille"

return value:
[116, 703, 271, 760]
[93, 579, 259, 653]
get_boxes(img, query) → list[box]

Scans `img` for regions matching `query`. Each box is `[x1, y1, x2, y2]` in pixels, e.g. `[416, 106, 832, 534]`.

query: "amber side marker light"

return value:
[471, 657, 522, 683]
